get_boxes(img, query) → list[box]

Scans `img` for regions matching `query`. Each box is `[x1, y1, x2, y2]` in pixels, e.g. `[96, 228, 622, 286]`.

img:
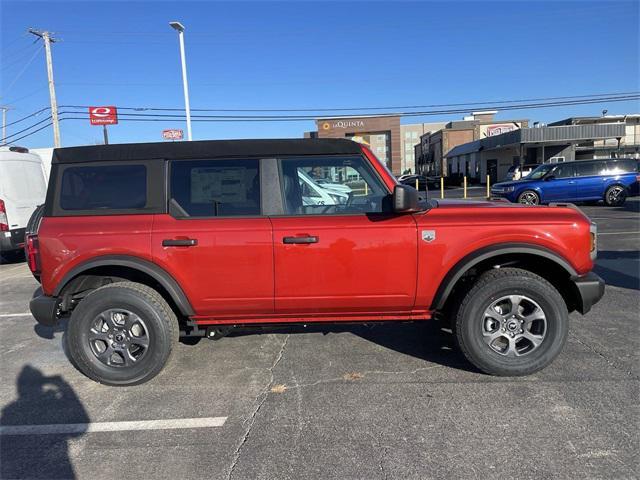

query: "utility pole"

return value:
[28, 28, 61, 148]
[0, 106, 10, 145]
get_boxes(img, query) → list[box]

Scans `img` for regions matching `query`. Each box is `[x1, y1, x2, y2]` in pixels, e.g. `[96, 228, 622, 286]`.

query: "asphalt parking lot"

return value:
[0, 198, 638, 480]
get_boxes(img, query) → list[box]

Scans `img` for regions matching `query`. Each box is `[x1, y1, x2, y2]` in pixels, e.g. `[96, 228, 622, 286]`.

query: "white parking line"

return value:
[0, 313, 31, 318]
[598, 231, 640, 236]
[0, 416, 227, 436]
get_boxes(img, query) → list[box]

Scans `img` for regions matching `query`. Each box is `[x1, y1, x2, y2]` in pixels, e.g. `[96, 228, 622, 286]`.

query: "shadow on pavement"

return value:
[1, 365, 89, 479]
[594, 250, 640, 290]
[223, 320, 477, 373]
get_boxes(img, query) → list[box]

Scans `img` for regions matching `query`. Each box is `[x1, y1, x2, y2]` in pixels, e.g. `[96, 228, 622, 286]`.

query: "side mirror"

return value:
[393, 184, 421, 213]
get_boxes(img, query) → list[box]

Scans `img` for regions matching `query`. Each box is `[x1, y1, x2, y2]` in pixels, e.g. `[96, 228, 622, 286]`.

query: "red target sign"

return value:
[88, 106, 118, 125]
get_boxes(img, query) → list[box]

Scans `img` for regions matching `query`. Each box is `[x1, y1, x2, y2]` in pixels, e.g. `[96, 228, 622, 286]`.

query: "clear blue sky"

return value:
[1, 0, 639, 148]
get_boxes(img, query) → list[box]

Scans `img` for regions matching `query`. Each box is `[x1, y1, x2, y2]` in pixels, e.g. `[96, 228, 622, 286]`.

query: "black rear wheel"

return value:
[67, 282, 178, 386]
[604, 185, 626, 206]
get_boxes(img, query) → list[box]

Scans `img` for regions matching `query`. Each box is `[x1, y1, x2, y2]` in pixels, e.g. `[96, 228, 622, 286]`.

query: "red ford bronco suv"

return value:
[28, 139, 604, 386]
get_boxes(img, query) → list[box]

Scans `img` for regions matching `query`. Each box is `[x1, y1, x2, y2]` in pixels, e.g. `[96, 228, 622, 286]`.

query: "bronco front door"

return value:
[271, 155, 418, 316]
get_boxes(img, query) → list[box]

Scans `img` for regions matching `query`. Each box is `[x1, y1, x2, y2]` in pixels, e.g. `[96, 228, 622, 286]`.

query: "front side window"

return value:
[553, 163, 574, 178]
[60, 165, 147, 210]
[280, 156, 388, 215]
[551, 163, 575, 179]
[170, 159, 260, 217]
[526, 164, 554, 180]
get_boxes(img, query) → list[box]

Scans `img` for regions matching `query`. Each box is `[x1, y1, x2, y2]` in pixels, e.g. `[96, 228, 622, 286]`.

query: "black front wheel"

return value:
[67, 282, 178, 386]
[517, 190, 540, 206]
[454, 268, 568, 376]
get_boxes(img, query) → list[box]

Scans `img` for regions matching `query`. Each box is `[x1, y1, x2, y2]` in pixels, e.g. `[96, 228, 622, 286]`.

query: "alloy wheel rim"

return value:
[481, 295, 547, 357]
[608, 187, 623, 203]
[88, 308, 150, 367]
[519, 192, 538, 205]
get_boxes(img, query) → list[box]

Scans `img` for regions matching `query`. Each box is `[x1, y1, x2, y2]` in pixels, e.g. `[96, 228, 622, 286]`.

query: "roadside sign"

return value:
[89, 106, 118, 125]
[162, 129, 184, 140]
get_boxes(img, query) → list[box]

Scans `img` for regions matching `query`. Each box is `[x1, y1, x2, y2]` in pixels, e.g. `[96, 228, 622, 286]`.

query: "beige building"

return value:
[416, 112, 528, 176]
[306, 117, 445, 175]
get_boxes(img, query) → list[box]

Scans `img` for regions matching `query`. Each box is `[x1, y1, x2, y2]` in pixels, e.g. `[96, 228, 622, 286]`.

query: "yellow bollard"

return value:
[415, 178, 419, 191]
[486, 174, 490, 199]
[365, 183, 368, 196]
[440, 177, 444, 199]
[463, 176, 467, 199]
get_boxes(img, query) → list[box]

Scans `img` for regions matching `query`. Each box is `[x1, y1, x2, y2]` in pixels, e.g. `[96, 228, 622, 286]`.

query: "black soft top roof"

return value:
[52, 138, 362, 164]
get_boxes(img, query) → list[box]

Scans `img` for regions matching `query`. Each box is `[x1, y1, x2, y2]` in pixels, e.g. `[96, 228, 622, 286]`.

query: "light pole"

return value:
[169, 21, 192, 141]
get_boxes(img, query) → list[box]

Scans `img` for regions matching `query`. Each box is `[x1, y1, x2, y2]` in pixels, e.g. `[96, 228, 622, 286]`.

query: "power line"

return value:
[0, 115, 52, 142]
[2, 44, 44, 95]
[60, 91, 640, 113]
[58, 94, 640, 120]
[2, 107, 50, 128]
[4, 121, 53, 144]
[5, 92, 639, 144]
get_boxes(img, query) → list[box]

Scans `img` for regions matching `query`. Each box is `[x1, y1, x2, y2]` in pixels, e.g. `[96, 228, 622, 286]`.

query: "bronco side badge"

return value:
[422, 230, 436, 243]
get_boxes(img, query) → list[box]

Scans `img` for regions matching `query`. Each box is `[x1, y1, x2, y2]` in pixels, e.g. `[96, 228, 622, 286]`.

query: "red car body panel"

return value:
[38, 215, 154, 296]
[270, 214, 418, 314]
[151, 215, 274, 317]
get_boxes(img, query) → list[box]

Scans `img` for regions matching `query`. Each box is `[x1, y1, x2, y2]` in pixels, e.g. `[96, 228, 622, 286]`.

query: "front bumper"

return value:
[29, 293, 60, 326]
[572, 272, 605, 314]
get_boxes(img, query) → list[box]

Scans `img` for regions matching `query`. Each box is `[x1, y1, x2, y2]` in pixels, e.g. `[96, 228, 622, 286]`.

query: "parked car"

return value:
[398, 174, 439, 190]
[0, 146, 48, 257]
[505, 163, 538, 181]
[492, 158, 639, 206]
[29, 138, 603, 385]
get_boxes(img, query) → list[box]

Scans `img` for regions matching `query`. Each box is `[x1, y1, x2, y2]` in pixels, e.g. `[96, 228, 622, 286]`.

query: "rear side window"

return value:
[60, 165, 147, 210]
[170, 159, 260, 217]
[575, 162, 600, 177]
[605, 159, 637, 174]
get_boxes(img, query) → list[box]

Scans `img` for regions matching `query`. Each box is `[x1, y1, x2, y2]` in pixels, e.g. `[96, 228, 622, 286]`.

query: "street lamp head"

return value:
[169, 21, 185, 32]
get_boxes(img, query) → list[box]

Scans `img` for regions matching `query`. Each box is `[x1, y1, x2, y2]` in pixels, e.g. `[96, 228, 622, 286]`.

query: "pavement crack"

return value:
[284, 364, 442, 391]
[226, 334, 290, 480]
[573, 336, 638, 380]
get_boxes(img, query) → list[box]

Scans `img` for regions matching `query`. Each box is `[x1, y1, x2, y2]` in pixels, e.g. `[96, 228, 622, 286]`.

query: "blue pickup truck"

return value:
[491, 158, 639, 206]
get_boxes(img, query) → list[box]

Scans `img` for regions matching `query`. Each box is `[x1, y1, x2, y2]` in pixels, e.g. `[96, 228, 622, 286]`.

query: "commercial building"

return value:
[445, 118, 633, 183]
[415, 111, 528, 176]
[307, 117, 445, 175]
[548, 114, 640, 159]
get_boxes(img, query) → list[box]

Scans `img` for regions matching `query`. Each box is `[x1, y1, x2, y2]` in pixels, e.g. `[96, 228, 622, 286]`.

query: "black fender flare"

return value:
[431, 243, 578, 311]
[53, 255, 194, 316]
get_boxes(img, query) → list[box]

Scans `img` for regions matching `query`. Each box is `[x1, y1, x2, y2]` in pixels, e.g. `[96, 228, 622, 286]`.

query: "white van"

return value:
[0, 146, 48, 255]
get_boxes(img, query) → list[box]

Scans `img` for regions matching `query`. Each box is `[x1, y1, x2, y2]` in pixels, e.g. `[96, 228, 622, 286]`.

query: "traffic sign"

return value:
[162, 129, 184, 140]
[89, 106, 118, 125]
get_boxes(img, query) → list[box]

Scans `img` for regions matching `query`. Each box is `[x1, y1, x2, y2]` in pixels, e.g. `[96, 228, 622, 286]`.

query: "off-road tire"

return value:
[67, 282, 179, 386]
[454, 268, 568, 376]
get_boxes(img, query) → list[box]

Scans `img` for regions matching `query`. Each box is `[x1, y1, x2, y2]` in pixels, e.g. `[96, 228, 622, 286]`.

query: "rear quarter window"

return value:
[60, 165, 147, 210]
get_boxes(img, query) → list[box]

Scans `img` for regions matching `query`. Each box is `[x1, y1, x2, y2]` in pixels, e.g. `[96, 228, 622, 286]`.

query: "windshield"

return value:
[525, 164, 554, 180]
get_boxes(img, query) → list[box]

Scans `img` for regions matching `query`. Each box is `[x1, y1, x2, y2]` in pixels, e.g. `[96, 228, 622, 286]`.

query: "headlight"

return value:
[503, 186, 515, 193]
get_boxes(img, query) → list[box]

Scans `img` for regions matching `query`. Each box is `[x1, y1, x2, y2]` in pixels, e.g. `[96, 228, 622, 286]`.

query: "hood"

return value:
[493, 178, 538, 189]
